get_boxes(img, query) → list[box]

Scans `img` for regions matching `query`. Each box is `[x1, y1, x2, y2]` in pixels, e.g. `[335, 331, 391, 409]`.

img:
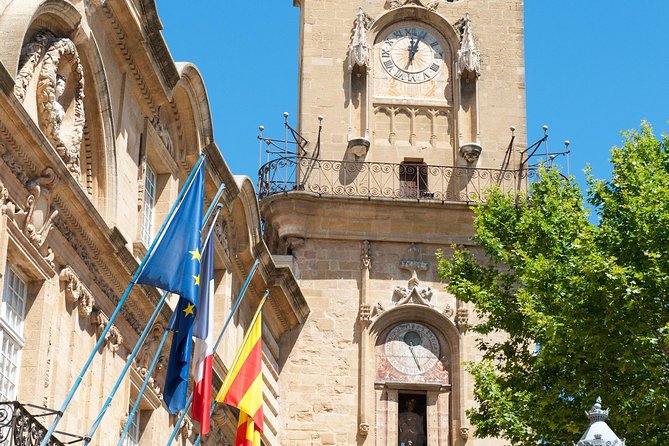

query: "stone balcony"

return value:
[258, 156, 531, 203]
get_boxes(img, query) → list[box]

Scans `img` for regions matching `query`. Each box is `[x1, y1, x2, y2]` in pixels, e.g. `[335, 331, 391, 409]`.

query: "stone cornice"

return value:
[260, 192, 476, 246]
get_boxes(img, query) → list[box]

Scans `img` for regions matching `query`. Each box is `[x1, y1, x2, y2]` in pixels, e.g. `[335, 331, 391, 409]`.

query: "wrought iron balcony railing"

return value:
[0, 402, 67, 446]
[258, 156, 531, 202]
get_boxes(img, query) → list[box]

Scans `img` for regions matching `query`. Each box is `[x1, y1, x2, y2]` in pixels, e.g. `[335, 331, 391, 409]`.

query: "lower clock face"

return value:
[384, 322, 440, 375]
[379, 24, 444, 84]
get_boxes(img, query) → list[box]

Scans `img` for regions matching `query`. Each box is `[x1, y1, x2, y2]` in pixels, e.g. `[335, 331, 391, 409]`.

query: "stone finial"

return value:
[348, 7, 371, 71]
[575, 398, 625, 446]
[586, 397, 609, 424]
[457, 12, 481, 78]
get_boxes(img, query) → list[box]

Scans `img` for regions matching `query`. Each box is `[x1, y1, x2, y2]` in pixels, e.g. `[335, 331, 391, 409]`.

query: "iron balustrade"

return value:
[258, 156, 531, 202]
[0, 402, 66, 446]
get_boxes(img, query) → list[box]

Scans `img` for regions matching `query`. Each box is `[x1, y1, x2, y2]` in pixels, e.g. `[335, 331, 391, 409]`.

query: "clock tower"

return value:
[260, 1, 526, 445]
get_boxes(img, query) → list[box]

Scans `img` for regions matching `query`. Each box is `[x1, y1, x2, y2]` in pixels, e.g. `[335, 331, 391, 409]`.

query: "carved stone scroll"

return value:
[134, 323, 167, 396]
[92, 310, 124, 353]
[59, 266, 95, 318]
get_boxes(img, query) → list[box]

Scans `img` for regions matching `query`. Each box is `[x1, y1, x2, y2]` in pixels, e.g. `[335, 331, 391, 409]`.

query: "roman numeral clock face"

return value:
[380, 25, 444, 84]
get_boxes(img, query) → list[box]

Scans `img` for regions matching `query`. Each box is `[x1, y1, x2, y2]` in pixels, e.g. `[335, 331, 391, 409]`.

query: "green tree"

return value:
[438, 123, 669, 445]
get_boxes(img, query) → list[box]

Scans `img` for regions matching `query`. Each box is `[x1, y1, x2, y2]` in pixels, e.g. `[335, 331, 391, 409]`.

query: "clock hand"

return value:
[409, 31, 427, 62]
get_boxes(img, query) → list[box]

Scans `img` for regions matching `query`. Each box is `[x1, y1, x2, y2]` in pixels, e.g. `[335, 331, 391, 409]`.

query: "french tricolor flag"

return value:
[191, 230, 215, 434]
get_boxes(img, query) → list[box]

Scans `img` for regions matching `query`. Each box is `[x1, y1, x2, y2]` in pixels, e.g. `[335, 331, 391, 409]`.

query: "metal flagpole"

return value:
[118, 202, 225, 446]
[164, 271, 264, 446]
[192, 293, 270, 446]
[82, 178, 223, 444]
[118, 328, 169, 446]
[40, 154, 206, 446]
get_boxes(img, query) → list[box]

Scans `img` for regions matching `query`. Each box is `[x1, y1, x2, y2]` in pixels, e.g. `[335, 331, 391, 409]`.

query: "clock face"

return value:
[380, 25, 444, 84]
[384, 323, 440, 375]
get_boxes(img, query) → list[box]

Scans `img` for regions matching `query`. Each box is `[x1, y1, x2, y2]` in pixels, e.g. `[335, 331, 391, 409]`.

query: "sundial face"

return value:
[384, 322, 440, 375]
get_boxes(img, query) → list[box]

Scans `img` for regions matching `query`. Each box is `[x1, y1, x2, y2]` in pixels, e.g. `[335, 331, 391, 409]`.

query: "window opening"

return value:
[125, 408, 141, 446]
[399, 161, 428, 199]
[141, 165, 157, 246]
[0, 266, 27, 401]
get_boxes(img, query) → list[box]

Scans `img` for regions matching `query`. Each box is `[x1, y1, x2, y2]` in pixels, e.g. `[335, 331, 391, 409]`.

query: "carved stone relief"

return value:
[457, 13, 481, 79]
[348, 7, 373, 72]
[392, 270, 433, 307]
[134, 323, 167, 396]
[13, 169, 59, 262]
[359, 304, 372, 322]
[60, 265, 95, 318]
[15, 31, 86, 178]
[0, 162, 57, 267]
[455, 307, 469, 332]
[179, 418, 193, 441]
[151, 106, 174, 155]
[361, 240, 372, 271]
[388, 0, 457, 11]
[399, 243, 428, 273]
[92, 310, 124, 353]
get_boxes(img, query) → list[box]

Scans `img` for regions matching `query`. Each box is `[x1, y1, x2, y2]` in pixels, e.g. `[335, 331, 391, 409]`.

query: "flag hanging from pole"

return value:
[136, 162, 204, 306]
[216, 312, 263, 446]
[136, 163, 204, 413]
[191, 229, 215, 434]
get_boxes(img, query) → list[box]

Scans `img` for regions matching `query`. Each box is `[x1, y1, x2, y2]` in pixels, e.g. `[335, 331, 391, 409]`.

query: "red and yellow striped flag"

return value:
[216, 312, 263, 446]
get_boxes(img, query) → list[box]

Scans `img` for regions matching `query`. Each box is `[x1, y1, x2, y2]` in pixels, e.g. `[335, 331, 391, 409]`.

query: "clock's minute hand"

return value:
[408, 32, 426, 62]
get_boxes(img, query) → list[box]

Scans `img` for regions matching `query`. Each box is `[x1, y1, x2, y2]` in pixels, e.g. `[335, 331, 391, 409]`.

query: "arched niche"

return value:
[172, 63, 214, 165]
[370, 304, 461, 446]
[0, 0, 82, 75]
[367, 6, 461, 167]
[13, 4, 117, 223]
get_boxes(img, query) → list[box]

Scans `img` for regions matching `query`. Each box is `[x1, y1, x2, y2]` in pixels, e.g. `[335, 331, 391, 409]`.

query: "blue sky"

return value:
[158, 1, 669, 189]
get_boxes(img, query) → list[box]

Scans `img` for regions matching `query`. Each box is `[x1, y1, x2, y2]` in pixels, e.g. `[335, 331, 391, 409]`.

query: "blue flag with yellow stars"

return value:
[163, 295, 197, 413]
[136, 161, 204, 305]
[136, 159, 204, 412]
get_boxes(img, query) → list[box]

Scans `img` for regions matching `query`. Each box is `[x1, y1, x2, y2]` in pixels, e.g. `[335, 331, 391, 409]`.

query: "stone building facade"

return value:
[0, 1, 307, 445]
[259, 1, 526, 445]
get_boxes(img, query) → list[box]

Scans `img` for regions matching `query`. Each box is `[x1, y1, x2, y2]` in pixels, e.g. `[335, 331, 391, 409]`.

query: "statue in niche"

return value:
[15, 31, 85, 179]
[398, 398, 425, 446]
[53, 75, 66, 133]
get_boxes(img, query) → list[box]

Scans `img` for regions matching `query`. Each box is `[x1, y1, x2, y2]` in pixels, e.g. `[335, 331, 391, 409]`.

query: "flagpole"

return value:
[192, 293, 270, 446]
[40, 154, 206, 446]
[82, 169, 219, 444]
[82, 291, 168, 445]
[117, 328, 170, 446]
[119, 204, 225, 446]
[164, 275, 264, 446]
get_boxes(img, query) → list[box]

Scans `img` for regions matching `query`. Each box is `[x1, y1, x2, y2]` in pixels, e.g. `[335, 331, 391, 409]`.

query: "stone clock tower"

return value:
[259, 1, 526, 445]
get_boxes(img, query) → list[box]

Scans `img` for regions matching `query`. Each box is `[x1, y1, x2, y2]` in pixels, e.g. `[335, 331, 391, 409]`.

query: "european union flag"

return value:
[163, 296, 197, 413]
[136, 160, 204, 412]
[136, 162, 204, 305]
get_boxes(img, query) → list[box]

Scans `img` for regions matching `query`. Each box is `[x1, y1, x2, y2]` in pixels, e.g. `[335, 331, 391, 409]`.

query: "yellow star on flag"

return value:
[193, 274, 200, 286]
[189, 248, 201, 262]
[183, 303, 195, 317]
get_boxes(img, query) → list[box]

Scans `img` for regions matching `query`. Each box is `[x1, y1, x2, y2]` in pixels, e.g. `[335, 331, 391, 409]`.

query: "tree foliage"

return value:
[438, 123, 669, 445]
